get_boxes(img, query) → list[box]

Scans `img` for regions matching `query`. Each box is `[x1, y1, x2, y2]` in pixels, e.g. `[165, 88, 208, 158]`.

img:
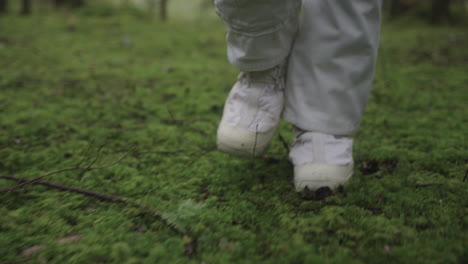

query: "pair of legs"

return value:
[215, 0, 382, 192]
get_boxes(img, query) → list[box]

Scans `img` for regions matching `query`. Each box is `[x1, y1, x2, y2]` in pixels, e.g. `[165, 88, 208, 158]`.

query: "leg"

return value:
[284, 0, 382, 135]
[285, 0, 383, 192]
[214, 0, 301, 71]
[215, 0, 301, 156]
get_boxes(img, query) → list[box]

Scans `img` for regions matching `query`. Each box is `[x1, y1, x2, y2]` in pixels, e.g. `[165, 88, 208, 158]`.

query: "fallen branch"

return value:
[0, 175, 183, 235]
[278, 133, 290, 153]
[0, 145, 136, 193]
[0, 175, 123, 202]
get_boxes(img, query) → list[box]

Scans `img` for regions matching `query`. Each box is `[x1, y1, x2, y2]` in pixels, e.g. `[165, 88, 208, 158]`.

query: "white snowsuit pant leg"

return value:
[284, 0, 382, 135]
[215, 0, 382, 135]
[214, 0, 302, 71]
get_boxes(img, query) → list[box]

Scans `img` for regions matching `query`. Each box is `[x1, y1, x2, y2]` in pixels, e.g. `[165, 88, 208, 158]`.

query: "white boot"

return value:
[289, 128, 354, 191]
[217, 65, 285, 157]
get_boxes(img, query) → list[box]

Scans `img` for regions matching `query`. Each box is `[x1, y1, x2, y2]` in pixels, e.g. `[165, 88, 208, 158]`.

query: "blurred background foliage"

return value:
[0, 0, 214, 20]
[0, 0, 467, 25]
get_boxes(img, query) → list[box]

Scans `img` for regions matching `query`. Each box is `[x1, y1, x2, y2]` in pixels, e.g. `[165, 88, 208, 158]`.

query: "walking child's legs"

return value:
[285, 0, 382, 192]
[215, 0, 382, 192]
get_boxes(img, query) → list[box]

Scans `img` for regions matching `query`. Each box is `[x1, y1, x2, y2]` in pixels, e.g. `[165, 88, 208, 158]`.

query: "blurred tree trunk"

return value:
[21, 0, 31, 15]
[160, 0, 168, 21]
[54, 0, 84, 8]
[389, 0, 416, 18]
[71, 0, 84, 7]
[431, 0, 452, 23]
[0, 0, 7, 14]
[390, 0, 404, 18]
[54, 0, 65, 7]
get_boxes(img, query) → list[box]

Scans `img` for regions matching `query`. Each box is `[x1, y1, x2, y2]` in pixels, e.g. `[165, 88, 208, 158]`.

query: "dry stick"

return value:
[252, 124, 259, 160]
[251, 124, 263, 184]
[0, 175, 124, 202]
[135, 150, 186, 156]
[75, 141, 94, 167]
[84, 144, 106, 169]
[0, 145, 137, 193]
[278, 132, 290, 153]
[0, 175, 183, 235]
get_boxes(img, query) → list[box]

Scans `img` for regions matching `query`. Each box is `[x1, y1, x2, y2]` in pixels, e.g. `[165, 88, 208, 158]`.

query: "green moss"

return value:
[0, 8, 467, 264]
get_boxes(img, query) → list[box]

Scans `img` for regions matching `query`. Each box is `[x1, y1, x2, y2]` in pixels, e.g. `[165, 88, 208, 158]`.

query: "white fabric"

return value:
[214, 0, 301, 71]
[222, 66, 285, 133]
[225, 20, 299, 72]
[290, 129, 355, 191]
[215, 0, 382, 135]
[217, 123, 276, 157]
[289, 129, 353, 166]
[294, 162, 353, 191]
[216, 65, 285, 157]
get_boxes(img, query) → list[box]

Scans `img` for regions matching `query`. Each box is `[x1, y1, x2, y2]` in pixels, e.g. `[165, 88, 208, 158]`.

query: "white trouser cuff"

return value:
[226, 18, 298, 72]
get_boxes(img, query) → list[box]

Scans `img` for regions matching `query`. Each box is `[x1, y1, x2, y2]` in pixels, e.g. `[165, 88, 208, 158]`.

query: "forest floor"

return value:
[0, 5, 467, 264]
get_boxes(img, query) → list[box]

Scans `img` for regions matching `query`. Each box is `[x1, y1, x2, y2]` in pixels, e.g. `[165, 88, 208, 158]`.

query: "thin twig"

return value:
[278, 132, 289, 153]
[85, 144, 106, 169]
[84, 145, 136, 170]
[186, 147, 216, 166]
[252, 124, 259, 159]
[0, 175, 183, 235]
[167, 107, 176, 122]
[251, 124, 265, 184]
[75, 141, 93, 167]
[0, 175, 123, 202]
[0, 145, 136, 193]
[134, 150, 186, 156]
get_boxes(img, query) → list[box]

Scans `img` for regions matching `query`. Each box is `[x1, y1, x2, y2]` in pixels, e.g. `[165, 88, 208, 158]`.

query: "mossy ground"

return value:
[1, 5, 467, 264]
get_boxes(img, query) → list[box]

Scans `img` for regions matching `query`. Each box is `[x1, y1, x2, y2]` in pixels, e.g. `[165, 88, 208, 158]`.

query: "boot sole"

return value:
[217, 122, 275, 158]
